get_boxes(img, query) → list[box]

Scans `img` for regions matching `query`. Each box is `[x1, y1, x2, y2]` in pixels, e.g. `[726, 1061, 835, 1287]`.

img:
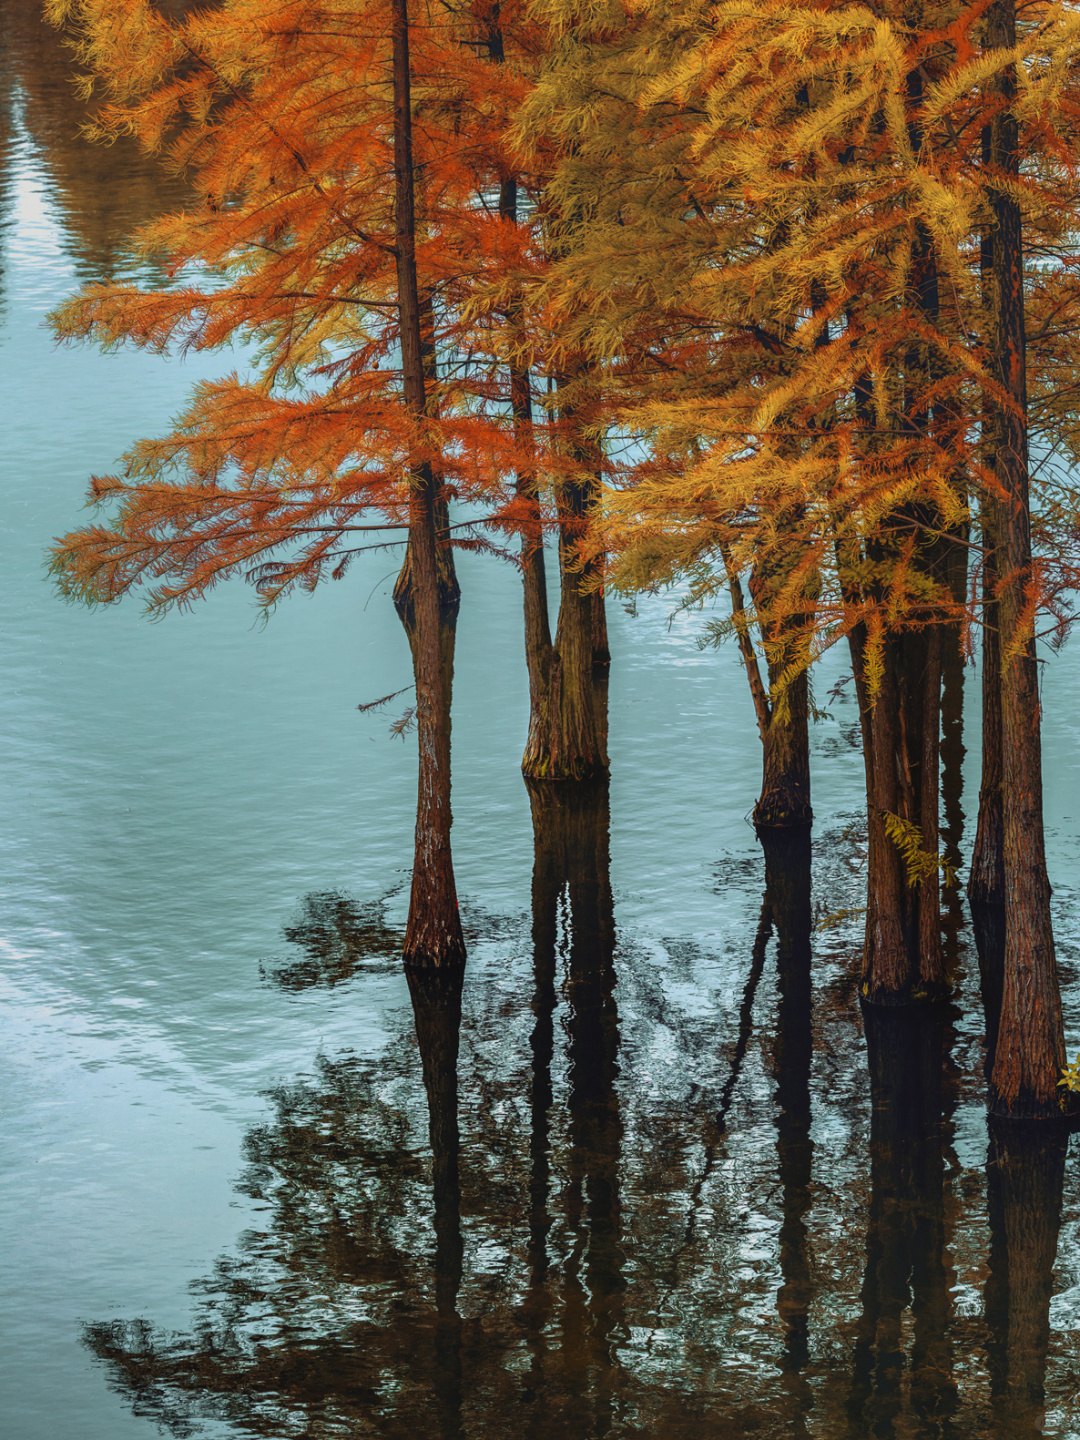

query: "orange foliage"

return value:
[47, 0, 553, 613]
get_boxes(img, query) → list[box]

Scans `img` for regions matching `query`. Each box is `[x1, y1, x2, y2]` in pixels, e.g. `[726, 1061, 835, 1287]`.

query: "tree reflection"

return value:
[82, 808, 1079, 1438]
[0, 0, 194, 285]
[525, 779, 624, 1435]
[984, 1120, 1068, 1440]
[262, 890, 403, 991]
[842, 1006, 959, 1439]
[761, 827, 815, 1431]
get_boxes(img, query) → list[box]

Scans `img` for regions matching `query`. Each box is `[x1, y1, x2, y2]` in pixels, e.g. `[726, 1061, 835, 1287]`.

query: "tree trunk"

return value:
[752, 572, 812, 829]
[724, 556, 812, 830]
[494, 172, 560, 781]
[392, 0, 465, 973]
[970, 532, 1005, 911]
[857, 628, 945, 1003]
[520, 367, 609, 780]
[985, 0, 1066, 1118]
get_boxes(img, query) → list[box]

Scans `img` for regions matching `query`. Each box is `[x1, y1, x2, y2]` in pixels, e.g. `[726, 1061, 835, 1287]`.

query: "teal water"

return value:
[2, 3, 1080, 1434]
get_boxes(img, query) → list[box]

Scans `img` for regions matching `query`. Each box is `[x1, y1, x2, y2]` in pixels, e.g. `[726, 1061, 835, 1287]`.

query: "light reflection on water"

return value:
[1, 3, 1080, 1435]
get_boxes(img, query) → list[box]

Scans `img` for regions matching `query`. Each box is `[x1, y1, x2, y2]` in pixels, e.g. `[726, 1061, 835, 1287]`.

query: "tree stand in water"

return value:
[853, 625, 947, 1006]
[392, 0, 465, 973]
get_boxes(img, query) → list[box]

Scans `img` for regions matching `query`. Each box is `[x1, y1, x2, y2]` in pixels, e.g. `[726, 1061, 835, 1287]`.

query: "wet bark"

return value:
[984, 0, 1066, 1118]
[847, 1007, 956, 1435]
[405, 963, 465, 1440]
[392, 0, 465, 973]
[984, 1120, 1068, 1437]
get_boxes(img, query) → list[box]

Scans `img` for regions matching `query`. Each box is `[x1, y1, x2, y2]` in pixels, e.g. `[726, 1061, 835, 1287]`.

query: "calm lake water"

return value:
[3, 4, 1080, 1435]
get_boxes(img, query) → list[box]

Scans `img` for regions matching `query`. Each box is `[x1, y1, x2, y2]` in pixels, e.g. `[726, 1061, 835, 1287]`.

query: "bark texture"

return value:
[985, 0, 1066, 1118]
[852, 627, 945, 1004]
[392, 0, 465, 973]
[725, 560, 812, 830]
[520, 371, 609, 781]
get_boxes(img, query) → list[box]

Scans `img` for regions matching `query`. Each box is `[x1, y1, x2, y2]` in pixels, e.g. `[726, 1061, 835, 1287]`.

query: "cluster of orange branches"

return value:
[47, 0, 1080, 1118]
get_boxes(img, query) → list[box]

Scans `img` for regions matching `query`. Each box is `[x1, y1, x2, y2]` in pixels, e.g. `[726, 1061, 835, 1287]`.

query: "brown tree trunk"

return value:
[985, 0, 1066, 1118]
[845, 198, 948, 1002]
[392, 0, 465, 973]
[970, 538, 1005, 908]
[857, 628, 944, 1003]
[494, 172, 561, 781]
[520, 373, 609, 780]
[752, 564, 812, 828]
[724, 557, 812, 830]
[970, 125, 1006, 913]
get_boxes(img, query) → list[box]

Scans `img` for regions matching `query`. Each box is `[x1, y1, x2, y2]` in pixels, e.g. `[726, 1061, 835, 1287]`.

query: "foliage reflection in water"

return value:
[83, 784, 1080, 1438]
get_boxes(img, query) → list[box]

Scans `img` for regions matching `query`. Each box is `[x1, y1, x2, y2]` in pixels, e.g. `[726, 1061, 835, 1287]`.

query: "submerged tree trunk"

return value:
[392, 0, 465, 973]
[985, 0, 1066, 1118]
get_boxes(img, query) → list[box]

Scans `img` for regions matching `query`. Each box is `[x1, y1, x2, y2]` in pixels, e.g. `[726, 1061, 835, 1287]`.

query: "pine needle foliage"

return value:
[519, 0, 1080, 679]
[46, 0, 550, 616]
[881, 810, 958, 890]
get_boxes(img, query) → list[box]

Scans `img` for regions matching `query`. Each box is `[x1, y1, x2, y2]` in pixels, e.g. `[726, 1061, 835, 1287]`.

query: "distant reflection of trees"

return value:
[262, 891, 404, 991]
[83, 795, 1079, 1438]
[0, 0, 192, 283]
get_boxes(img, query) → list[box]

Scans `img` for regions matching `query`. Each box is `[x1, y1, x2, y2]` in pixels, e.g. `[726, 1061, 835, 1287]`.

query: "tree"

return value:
[46, 0, 533, 970]
[529, 0, 1080, 1077]
[473, 6, 612, 782]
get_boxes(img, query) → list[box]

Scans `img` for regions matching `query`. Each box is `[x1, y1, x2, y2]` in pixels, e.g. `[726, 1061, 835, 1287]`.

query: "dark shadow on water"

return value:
[762, 827, 815, 1432]
[984, 1120, 1068, 1440]
[844, 1005, 959, 1439]
[81, 800, 1080, 1438]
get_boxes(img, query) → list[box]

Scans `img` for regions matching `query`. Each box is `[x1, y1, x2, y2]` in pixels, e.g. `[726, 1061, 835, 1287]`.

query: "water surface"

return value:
[2, 5, 1080, 1435]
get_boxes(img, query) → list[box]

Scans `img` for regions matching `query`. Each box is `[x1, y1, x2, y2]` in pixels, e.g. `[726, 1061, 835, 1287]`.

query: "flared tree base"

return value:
[860, 979, 952, 1009]
[753, 798, 813, 832]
